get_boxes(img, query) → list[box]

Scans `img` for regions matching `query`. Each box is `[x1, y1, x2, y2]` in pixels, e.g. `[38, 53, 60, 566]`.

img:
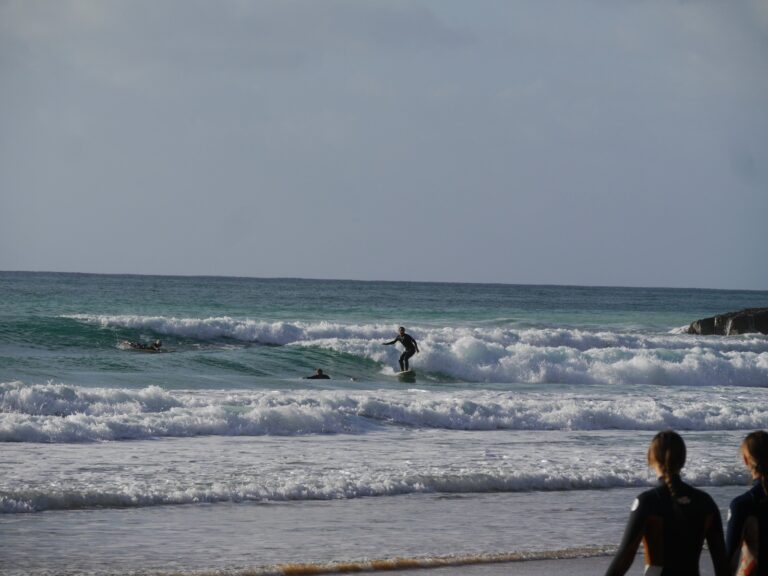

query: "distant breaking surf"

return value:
[65, 314, 768, 387]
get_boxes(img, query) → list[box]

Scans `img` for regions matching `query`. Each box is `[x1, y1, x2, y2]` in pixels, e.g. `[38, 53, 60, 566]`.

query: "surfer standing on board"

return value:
[382, 326, 419, 372]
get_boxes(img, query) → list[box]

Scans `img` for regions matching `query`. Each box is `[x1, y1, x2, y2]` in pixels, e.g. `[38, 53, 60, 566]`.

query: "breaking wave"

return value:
[65, 314, 768, 387]
[4, 380, 768, 443]
[0, 450, 749, 513]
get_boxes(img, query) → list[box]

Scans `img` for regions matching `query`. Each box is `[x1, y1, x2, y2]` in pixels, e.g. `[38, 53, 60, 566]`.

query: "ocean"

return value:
[1, 272, 767, 575]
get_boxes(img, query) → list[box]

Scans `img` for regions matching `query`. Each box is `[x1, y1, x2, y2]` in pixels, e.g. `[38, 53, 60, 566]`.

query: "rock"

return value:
[686, 308, 768, 335]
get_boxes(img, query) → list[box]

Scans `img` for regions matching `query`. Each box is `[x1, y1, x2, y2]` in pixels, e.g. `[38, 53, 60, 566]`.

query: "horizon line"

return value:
[1, 269, 766, 294]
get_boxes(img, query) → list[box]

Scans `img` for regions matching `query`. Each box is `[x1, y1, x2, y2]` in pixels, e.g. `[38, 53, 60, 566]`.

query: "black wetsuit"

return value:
[604, 477, 728, 576]
[726, 481, 768, 575]
[384, 333, 418, 371]
[306, 373, 330, 380]
[129, 342, 161, 351]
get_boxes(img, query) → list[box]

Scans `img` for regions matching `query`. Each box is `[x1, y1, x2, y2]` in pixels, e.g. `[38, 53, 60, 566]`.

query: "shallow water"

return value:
[0, 485, 744, 575]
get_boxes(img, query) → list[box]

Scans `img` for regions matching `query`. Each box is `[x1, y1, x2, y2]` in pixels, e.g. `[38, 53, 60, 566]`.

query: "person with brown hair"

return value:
[726, 430, 768, 576]
[604, 430, 729, 576]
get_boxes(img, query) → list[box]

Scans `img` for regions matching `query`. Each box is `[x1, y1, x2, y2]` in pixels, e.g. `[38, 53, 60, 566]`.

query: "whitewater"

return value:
[1, 272, 767, 575]
[63, 313, 768, 386]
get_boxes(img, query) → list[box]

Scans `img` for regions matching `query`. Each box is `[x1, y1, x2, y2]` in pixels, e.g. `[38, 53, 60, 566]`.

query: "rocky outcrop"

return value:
[686, 308, 768, 336]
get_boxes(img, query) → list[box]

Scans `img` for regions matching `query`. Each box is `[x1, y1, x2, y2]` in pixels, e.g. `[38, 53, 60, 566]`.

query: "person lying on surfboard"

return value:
[305, 368, 330, 380]
[382, 326, 419, 372]
[127, 340, 162, 352]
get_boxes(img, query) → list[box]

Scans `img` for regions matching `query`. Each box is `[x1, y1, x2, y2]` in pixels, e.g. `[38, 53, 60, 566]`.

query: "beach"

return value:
[0, 462, 746, 575]
[1, 273, 767, 575]
[5, 0, 767, 570]
[383, 555, 718, 576]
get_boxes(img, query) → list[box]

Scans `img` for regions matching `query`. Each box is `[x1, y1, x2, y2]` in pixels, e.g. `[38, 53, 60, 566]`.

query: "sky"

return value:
[1, 0, 767, 290]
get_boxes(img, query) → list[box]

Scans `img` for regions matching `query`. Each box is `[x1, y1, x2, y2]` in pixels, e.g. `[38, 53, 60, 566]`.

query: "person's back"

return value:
[727, 431, 768, 576]
[728, 483, 768, 576]
[612, 479, 721, 575]
[605, 431, 728, 576]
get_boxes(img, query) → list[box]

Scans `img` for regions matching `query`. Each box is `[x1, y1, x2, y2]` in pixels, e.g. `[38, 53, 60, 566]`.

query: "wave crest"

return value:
[65, 314, 768, 387]
[4, 381, 768, 442]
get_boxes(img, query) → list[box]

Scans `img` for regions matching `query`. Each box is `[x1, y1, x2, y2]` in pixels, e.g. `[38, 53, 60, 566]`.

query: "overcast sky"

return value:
[1, 0, 766, 289]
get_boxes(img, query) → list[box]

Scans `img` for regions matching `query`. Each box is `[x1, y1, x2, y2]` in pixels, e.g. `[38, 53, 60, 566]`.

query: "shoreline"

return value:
[264, 547, 614, 575]
[380, 554, 718, 576]
[1, 487, 742, 576]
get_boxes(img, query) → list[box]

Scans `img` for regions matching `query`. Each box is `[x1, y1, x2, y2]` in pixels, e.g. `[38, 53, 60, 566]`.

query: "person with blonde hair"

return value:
[605, 430, 728, 576]
[727, 430, 768, 576]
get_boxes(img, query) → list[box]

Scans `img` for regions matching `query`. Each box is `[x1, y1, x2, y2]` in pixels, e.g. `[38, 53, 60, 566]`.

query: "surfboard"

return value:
[396, 370, 416, 381]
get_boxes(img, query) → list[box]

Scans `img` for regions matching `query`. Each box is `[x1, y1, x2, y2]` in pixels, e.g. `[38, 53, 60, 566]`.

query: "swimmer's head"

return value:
[398, 326, 405, 334]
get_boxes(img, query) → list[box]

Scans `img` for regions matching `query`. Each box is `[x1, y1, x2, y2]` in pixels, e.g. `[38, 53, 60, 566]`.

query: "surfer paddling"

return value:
[382, 326, 419, 372]
[126, 340, 162, 352]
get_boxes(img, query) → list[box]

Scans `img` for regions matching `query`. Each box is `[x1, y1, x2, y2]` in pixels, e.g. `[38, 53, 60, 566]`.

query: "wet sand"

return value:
[379, 554, 718, 576]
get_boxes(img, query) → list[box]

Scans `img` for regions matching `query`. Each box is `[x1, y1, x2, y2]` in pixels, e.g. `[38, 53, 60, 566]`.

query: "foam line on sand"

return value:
[161, 547, 613, 576]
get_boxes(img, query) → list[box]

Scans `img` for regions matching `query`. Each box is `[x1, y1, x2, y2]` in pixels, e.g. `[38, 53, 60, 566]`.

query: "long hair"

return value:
[648, 430, 686, 500]
[742, 430, 768, 502]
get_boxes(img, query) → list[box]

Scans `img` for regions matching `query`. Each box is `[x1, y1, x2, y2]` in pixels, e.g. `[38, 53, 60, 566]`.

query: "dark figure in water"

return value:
[306, 368, 330, 380]
[382, 326, 419, 372]
[129, 340, 162, 351]
[726, 430, 768, 576]
[604, 430, 728, 576]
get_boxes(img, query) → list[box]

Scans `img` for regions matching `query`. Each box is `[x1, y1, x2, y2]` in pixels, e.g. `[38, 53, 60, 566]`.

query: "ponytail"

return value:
[742, 430, 768, 502]
[648, 430, 686, 501]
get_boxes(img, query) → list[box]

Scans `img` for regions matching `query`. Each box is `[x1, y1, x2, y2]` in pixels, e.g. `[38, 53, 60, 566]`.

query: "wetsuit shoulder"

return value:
[685, 483, 720, 511]
[726, 483, 766, 560]
[730, 484, 763, 512]
[634, 485, 667, 513]
[728, 485, 763, 525]
[604, 488, 658, 576]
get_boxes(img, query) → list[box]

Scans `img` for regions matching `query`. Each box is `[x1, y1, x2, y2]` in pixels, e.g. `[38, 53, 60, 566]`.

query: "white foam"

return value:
[4, 381, 768, 443]
[67, 314, 768, 387]
[0, 472, 651, 513]
[0, 425, 750, 513]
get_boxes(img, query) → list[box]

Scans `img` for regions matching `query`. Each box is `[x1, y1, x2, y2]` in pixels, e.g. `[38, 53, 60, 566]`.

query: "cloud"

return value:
[1, 0, 766, 287]
[1, 0, 472, 88]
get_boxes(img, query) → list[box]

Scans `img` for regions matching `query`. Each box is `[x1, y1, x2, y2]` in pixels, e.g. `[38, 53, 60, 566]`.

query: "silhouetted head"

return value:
[647, 430, 688, 500]
[742, 431, 768, 500]
[742, 431, 768, 477]
[647, 430, 686, 476]
[398, 326, 406, 335]
[316, 368, 324, 375]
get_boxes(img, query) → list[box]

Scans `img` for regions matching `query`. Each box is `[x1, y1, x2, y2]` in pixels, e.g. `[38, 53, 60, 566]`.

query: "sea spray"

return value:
[64, 314, 768, 386]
